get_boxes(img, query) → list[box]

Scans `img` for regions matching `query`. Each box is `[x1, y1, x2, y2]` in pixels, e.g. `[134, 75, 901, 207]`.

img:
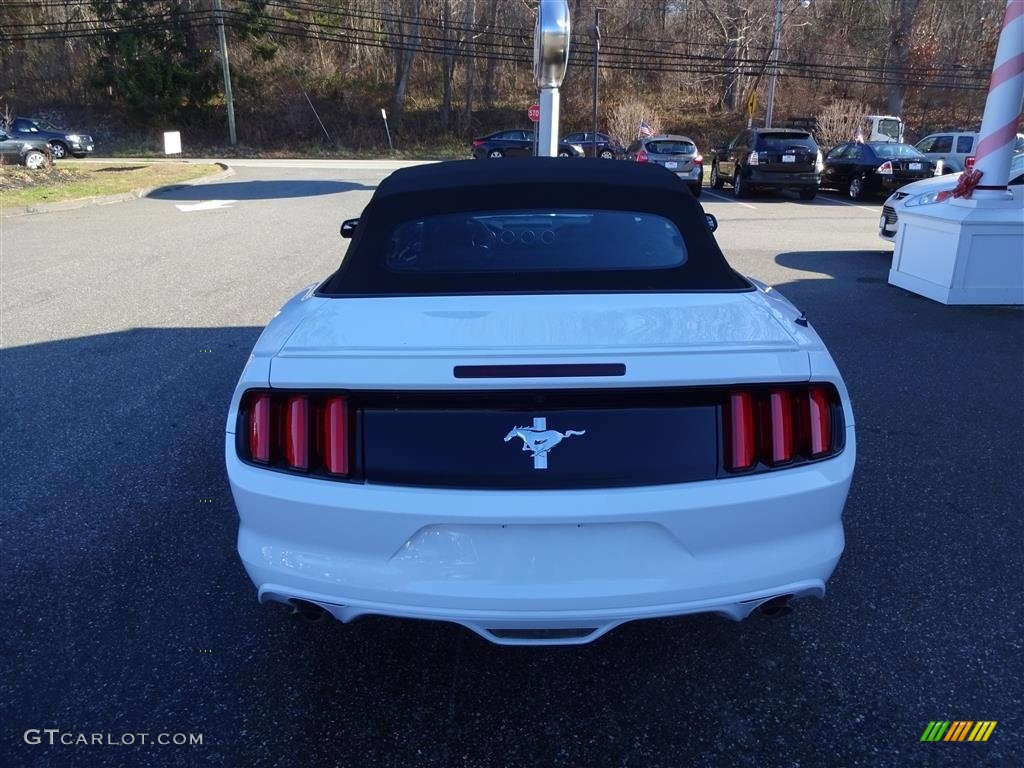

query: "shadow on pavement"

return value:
[147, 179, 374, 201]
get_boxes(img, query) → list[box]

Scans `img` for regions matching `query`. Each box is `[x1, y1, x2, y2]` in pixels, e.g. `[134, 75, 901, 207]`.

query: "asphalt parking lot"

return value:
[2, 160, 1021, 768]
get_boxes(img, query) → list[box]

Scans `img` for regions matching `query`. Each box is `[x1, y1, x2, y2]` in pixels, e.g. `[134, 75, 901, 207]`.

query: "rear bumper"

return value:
[672, 166, 702, 184]
[228, 427, 854, 644]
[746, 169, 820, 188]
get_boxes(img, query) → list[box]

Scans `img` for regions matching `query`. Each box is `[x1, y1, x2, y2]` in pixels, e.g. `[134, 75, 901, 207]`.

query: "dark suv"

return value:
[9, 117, 95, 159]
[710, 128, 822, 199]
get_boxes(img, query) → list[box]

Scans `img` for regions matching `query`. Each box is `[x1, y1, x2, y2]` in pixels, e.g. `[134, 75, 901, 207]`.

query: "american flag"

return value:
[638, 120, 654, 138]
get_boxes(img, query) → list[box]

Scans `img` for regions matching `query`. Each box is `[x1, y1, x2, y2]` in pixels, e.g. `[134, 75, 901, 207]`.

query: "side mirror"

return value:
[340, 218, 359, 238]
[705, 213, 718, 232]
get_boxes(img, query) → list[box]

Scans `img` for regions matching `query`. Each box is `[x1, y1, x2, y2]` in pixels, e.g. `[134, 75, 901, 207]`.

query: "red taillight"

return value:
[877, 160, 893, 175]
[242, 391, 350, 477]
[965, 155, 976, 170]
[249, 394, 271, 463]
[724, 385, 838, 472]
[808, 386, 832, 456]
[284, 395, 309, 470]
[472, 139, 485, 148]
[725, 392, 756, 470]
[767, 390, 793, 464]
[635, 149, 649, 163]
[693, 153, 703, 164]
[321, 396, 349, 475]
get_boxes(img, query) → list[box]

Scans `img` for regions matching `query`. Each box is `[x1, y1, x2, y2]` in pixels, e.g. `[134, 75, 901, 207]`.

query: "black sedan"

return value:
[561, 132, 624, 159]
[471, 129, 584, 159]
[821, 141, 936, 200]
[8, 116, 95, 159]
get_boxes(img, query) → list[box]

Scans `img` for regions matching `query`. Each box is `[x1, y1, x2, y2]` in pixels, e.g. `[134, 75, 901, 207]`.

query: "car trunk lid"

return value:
[263, 293, 817, 489]
[268, 293, 810, 389]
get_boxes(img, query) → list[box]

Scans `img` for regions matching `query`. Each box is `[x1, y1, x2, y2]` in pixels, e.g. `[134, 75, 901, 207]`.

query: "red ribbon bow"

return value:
[939, 168, 984, 201]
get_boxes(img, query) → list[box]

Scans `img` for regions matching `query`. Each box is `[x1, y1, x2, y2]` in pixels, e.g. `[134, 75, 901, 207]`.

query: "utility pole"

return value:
[765, 0, 811, 129]
[590, 8, 603, 158]
[214, 0, 237, 145]
[764, 0, 783, 129]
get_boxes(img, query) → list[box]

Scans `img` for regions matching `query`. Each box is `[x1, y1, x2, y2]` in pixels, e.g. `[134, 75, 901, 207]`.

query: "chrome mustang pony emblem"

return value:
[503, 417, 586, 470]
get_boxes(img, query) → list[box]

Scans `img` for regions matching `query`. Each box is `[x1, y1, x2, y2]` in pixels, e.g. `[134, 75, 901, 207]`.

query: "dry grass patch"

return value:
[0, 161, 219, 208]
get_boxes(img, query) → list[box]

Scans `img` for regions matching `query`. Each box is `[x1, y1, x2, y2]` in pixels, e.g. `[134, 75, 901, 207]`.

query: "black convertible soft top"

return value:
[319, 158, 750, 296]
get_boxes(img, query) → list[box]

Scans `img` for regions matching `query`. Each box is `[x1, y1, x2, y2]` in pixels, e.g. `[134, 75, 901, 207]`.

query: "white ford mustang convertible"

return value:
[226, 159, 855, 645]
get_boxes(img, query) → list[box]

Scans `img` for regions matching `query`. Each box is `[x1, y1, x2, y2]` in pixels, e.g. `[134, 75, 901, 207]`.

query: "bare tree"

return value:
[815, 99, 871, 149]
[886, 0, 922, 115]
[387, 0, 423, 120]
[607, 99, 662, 146]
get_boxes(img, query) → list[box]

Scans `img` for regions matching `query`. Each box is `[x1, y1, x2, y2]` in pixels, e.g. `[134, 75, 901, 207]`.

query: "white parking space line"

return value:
[813, 195, 880, 214]
[702, 190, 758, 210]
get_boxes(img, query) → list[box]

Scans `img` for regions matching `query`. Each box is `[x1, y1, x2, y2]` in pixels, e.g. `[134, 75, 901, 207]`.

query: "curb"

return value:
[1, 162, 235, 218]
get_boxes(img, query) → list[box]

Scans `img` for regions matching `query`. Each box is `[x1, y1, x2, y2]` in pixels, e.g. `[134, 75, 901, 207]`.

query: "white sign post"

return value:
[533, 1, 571, 157]
[163, 131, 182, 156]
[381, 108, 394, 153]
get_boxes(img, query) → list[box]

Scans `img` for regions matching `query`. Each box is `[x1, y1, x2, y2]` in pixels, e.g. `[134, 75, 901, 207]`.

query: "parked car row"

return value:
[471, 124, 1024, 208]
[8, 117, 95, 159]
[0, 116, 95, 170]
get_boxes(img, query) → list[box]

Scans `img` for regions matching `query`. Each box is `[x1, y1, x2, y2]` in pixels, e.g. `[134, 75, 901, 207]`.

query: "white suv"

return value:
[916, 131, 1024, 173]
[914, 132, 978, 173]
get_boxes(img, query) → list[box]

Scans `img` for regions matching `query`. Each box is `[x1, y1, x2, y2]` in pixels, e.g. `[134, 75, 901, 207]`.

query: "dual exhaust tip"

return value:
[289, 599, 329, 623]
[756, 595, 794, 618]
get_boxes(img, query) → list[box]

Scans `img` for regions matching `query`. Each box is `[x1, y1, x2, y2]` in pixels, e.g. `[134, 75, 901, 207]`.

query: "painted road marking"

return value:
[703, 190, 758, 209]
[812, 195, 880, 213]
[175, 200, 237, 212]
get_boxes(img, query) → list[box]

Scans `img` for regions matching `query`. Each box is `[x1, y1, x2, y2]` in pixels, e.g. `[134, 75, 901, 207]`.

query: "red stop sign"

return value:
[528, 104, 540, 122]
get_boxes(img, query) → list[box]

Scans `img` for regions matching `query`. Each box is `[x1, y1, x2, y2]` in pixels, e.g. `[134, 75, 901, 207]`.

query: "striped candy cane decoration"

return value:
[971, 0, 1024, 197]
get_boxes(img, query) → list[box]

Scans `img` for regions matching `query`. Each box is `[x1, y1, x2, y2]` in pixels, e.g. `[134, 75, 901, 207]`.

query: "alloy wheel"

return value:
[24, 151, 46, 170]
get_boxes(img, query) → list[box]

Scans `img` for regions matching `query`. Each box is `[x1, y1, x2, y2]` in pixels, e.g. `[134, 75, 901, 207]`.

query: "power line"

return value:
[2, 2, 991, 92]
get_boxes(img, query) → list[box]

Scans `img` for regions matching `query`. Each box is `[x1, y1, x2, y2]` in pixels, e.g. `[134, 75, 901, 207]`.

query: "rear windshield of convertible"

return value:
[385, 210, 686, 273]
[318, 160, 750, 296]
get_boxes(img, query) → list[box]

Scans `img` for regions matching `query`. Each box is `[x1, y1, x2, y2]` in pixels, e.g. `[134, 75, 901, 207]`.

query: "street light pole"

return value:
[590, 8, 603, 158]
[533, 0, 571, 157]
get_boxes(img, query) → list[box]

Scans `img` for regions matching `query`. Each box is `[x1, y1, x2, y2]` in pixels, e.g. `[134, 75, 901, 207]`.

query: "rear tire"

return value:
[848, 176, 865, 200]
[799, 188, 817, 201]
[599, 149, 615, 159]
[710, 163, 724, 189]
[732, 171, 748, 199]
[557, 150, 571, 157]
[487, 149, 504, 159]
